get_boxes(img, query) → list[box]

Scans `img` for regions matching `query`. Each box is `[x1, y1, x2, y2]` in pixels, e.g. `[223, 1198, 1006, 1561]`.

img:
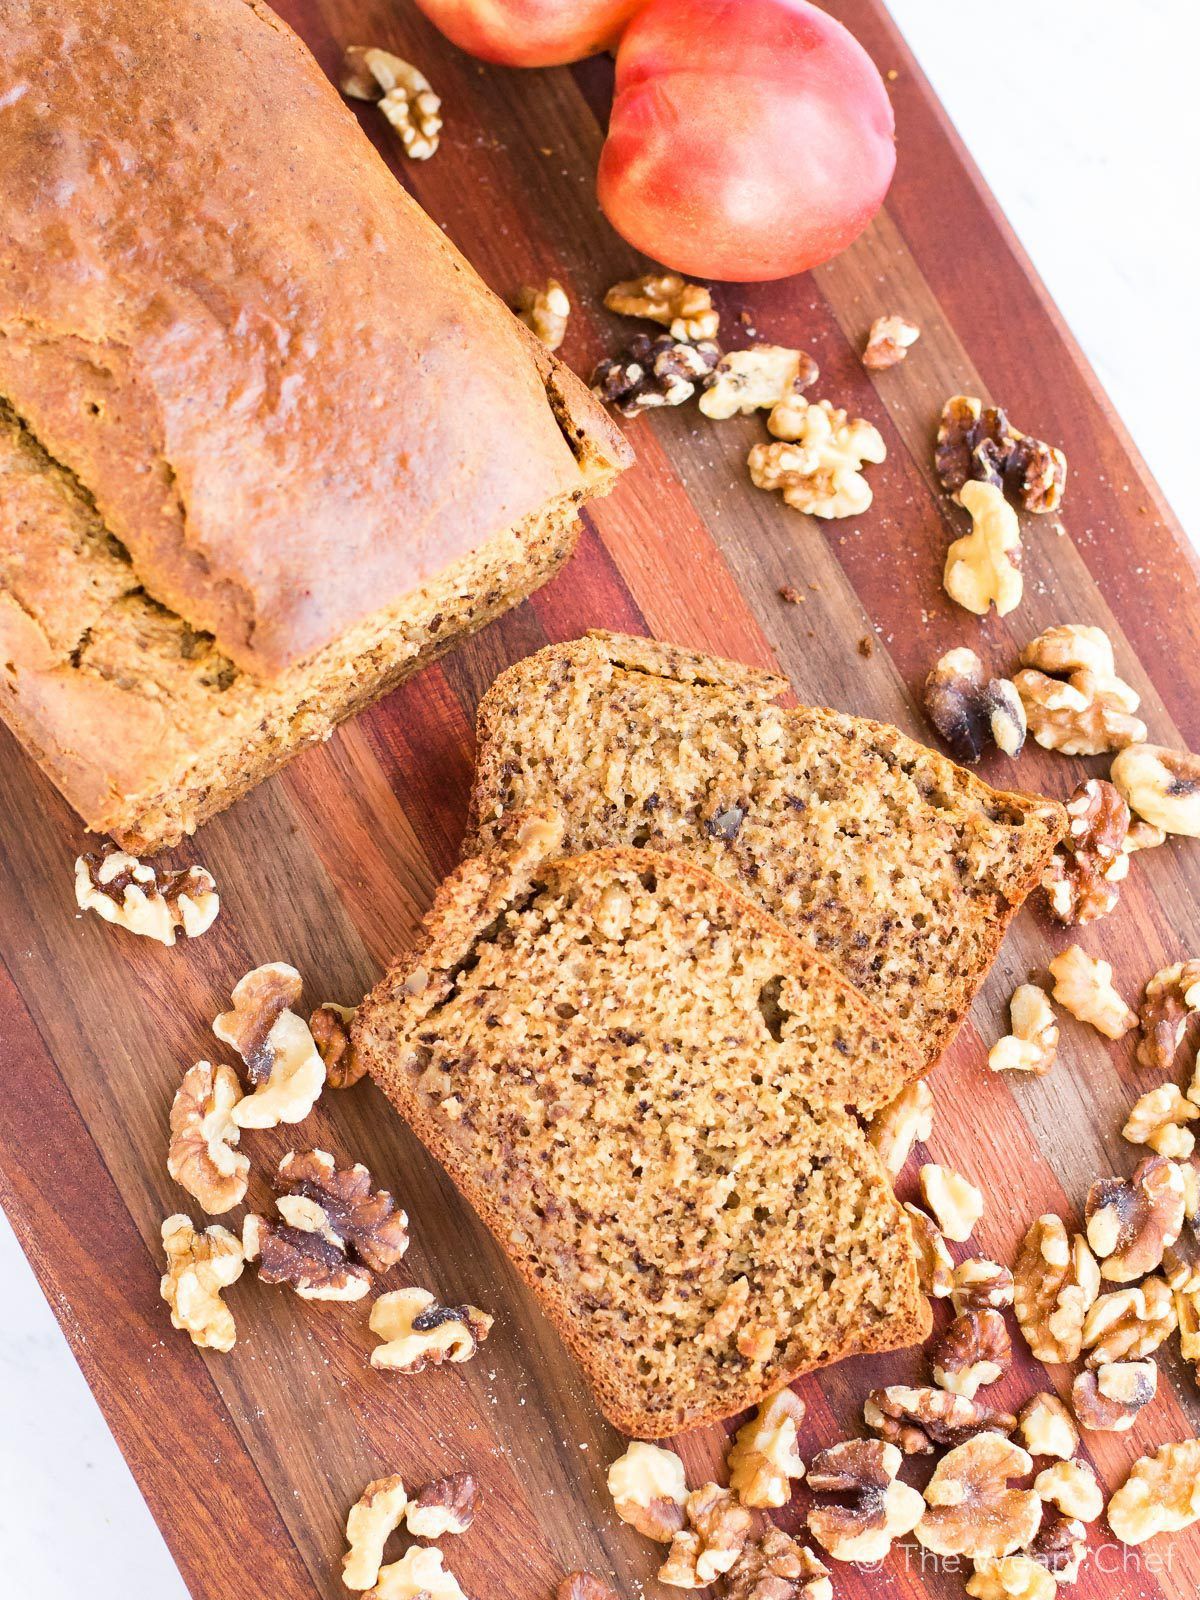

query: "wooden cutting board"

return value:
[2, 3, 1198, 1597]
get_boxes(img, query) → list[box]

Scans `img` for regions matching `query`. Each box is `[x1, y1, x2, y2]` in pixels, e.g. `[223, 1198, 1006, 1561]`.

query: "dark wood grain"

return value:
[1, 3, 1198, 1598]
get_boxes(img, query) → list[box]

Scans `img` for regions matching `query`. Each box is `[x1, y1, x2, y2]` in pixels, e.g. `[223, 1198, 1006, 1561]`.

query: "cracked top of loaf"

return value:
[0, 0, 627, 677]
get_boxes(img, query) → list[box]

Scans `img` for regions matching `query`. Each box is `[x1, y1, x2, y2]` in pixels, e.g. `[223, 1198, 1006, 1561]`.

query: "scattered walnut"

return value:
[1034, 1460, 1103, 1523]
[1125, 818, 1167, 853]
[1085, 1154, 1186, 1280]
[867, 1079, 934, 1177]
[727, 1386, 806, 1508]
[1013, 1215, 1100, 1364]
[369, 1288, 492, 1373]
[749, 395, 886, 519]
[276, 1149, 409, 1275]
[604, 272, 719, 342]
[405, 1473, 477, 1539]
[607, 1440, 687, 1542]
[159, 1214, 244, 1353]
[865, 1385, 1016, 1456]
[514, 280, 570, 351]
[1015, 625, 1146, 755]
[557, 1575, 619, 1600]
[364, 1544, 466, 1600]
[1164, 1167, 1200, 1293]
[723, 1525, 832, 1600]
[1025, 1512, 1087, 1584]
[931, 1308, 1012, 1398]
[1048, 946, 1136, 1039]
[591, 332, 720, 416]
[166, 1061, 248, 1215]
[1136, 960, 1200, 1071]
[310, 1003, 365, 1089]
[806, 1439, 925, 1564]
[659, 1484, 751, 1588]
[944, 481, 1023, 617]
[1111, 742, 1200, 837]
[1042, 778, 1131, 925]
[1177, 1284, 1200, 1369]
[343, 1475, 409, 1591]
[698, 344, 818, 419]
[74, 848, 219, 945]
[243, 1209, 371, 1302]
[919, 1163, 984, 1242]
[1081, 1275, 1177, 1366]
[966, 1555, 1056, 1600]
[916, 1433, 1042, 1560]
[214, 963, 326, 1128]
[862, 314, 920, 370]
[988, 986, 1059, 1076]
[904, 1203, 955, 1298]
[952, 1260, 1015, 1315]
[1017, 1394, 1078, 1460]
[935, 394, 1067, 514]
[340, 47, 441, 160]
[1071, 1360, 1157, 1431]
[924, 648, 1026, 764]
[1123, 1083, 1198, 1159]
[1106, 1440, 1200, 1546]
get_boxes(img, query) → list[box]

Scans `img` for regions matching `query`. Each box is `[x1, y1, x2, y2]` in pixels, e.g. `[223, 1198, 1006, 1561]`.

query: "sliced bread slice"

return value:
[354, 815, 930, 1438]
[468, 632, 1066, 1077]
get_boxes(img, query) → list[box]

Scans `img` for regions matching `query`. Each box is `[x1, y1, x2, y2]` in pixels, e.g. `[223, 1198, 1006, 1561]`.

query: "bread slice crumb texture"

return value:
[355, 818, 928, 1437]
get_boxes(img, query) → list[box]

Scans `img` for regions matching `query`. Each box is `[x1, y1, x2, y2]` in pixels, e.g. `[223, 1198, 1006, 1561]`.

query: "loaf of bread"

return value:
[469, 633, 1066, 1076]
[354, 815, 930, 1437]
[0, 1, 628, 852]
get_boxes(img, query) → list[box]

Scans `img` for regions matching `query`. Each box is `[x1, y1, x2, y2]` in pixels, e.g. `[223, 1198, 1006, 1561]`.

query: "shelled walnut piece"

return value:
[363, 1545, 466, 1600]
[514, 280, 570, 351]
[966, 1555, 1055, 1600]
[867, 1079, 934, 1176]
[1015, 624, 1146, 756]
[557, 1576, 619, 1600]
[1166, 1167, 1200, 1292]
[607, 1441, 687, 1541]
[277, 1149, 410, 1275]
[952, 1259, 1015, 1314]
[931, 1308, 1013, 1398]
[604, 272, 719, 342]
[166, 1061, 249, 1214]
[862, 314, 920, 370]
[748, 394, 887, 519]
[1085, 1155, 1186, 1281]
[1042, 778, 1131, 925]
[1136, 960, 1200, 1070]
[310, 1003, 366, 1089]
[988, 986, 1058, 1076]
[243, 1208, 371, 1302]
[1081, 1276, 1177, 1364]
[726, 1386, 806, 1508]
[916, 1433, 1042, 1559]
[1111, 742, 1200, 836]
[724, 1526, 831, 1600]
[369, 1288, 492, 1373]
[1123, 1083, 1198, 1158]
[1013, 1215, 1100, 1364]
[1017, 1393, 1078, 1460]
[806, 1439, 924, 1564]
[1106, 1440, 1200, 1545]
[405, 1473, 477, 1539]
[1177, 1284, 1200, 1370]
[214, 962, 327, 1127]
[658, 1484, 751, 1588]
[698, 344, 819, 419]
[935, 394, 1067, 514]
[920, 1163, 984, 1242]
[343, 1475, 409, 1592]
[74, 848, 219, 945]
[904, 1203, 954, 1298]
[340, 47, 442, 160]
[943, 481, 1023, 617]
[1035, 1459, 1104, 1523]
[1048, 946, 1136, 1039]
[865, 1385, 1016, 1455]
[591, 333, 720, 417]
[1071, 1360, 1157, 1431]
[1025, 1514, 1087, 1584]
[159, 1214, 244, 1352]
[923, 648, 1026, 764]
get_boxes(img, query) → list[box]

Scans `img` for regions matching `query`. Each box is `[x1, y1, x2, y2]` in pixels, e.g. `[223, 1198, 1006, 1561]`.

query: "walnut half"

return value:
[167, 1061, 249, 1214]
[967, 1555, 1056, 1600]
[867, 1079, 934, 1177]
[340, 47, 442, 160]
[1071, 1360, 1157, 1431]
[214, 963, 327, 1129]
[405, 1473, 478, 1538]
[943, 481, 1022, 617]
[935, 394, 1067, 514]
[1106, 1440, 1200, 1546]
[1085, 1154, 1186, 1281]
[924, 648, 1026, 764]
[920, 1163, 984, 1242]
[604, 272, 719, 343]
[931, 1308, 1013, 1398]
[1042, 778, 1131, 925]
[1015, 625, 1145, 756]
[607, 1441, 687, 1542]
[159, 1213, 244, 1352]
[698, 344, 818, 419]
[862, 314, 920, 370]
[1111, 742, 1200, 837]
[724, 1526, 831, 1600]
[806, 1439, 925, 1564]
[75, 848, 219, 945]
[749, 395, 886, 519]
[726, 1386, 806, 1508]
[658, 1484, 751, 1588]
[916, 1433, 1042, 1560]
[1013, 1215, 1100, 1364]
[865, 1385, 1016, 1456]
[515, 280, 570, 352]
[369, 1288, 492, 1374]
[1136, 959, 1200, 1071]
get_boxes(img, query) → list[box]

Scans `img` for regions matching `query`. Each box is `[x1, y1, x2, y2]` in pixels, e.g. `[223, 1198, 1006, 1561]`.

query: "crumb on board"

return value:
[779, 585, 806, 604]
[858, 636, 875, 658]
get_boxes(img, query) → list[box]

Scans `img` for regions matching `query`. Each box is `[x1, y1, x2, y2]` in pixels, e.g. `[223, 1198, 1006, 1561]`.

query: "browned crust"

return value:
[466, 632, 1067, 1078]
[354, 818, 929, 1438]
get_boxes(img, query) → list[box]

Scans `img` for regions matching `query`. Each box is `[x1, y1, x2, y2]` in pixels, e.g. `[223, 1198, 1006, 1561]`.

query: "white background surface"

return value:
[1, 3, 1197, 1596]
